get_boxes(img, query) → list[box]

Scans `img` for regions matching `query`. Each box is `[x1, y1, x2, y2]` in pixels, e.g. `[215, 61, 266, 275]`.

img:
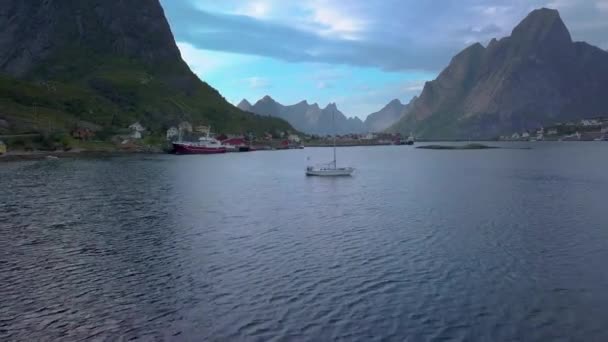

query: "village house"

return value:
[581, 119, 601, 127]
[361, 133, 376, 140]
[128, 122, 145, 139]
[601, 123, 608, 134]
[547, 128, 558, 136]
[166, 126, 179, 141]
[511, 132, 521, 140]
[288, 134, 301, 143]
[222, 137, 247, 147]
[71, 127, 95, 140]
[521, 131, 530, 139]
[179, 121, 193, 133]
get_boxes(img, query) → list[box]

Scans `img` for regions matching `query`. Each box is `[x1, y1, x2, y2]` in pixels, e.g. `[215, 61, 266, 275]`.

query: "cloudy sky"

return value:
[160, 0, 608, 119]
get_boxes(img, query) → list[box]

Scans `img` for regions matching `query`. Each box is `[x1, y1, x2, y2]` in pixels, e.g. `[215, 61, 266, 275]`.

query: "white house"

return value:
[522, 131, 530, 139]
[511, 132, 521, 140]
[166, 127, 179, 140]
[129, 122, 145, 132]
[129, 122, 145, 139]
[362, 133, 376, 140]
[547, 128, 558, 136]
[288, 134, 301, 143]
[581, 119, 601, 127]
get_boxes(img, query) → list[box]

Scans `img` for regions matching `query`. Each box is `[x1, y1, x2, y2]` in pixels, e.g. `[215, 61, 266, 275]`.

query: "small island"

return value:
[416, 143, 500, 150]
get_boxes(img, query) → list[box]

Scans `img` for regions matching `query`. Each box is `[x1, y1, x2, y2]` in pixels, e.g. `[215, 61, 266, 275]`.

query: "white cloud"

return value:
[235, 1, 272, 18]
[307, 2, 368, 40]
[176, 41, 256, 76]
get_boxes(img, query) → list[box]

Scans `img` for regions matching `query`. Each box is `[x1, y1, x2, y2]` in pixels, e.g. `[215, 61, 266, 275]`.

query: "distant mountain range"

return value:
[389, 8, 608, 139]
[239, 96, 365, 135]
[0, 0, 292, 135]
[239, 96, 409, 135]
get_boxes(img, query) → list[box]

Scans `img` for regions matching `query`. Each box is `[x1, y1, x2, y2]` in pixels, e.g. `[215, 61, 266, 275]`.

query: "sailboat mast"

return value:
[332, 107, 336, 167]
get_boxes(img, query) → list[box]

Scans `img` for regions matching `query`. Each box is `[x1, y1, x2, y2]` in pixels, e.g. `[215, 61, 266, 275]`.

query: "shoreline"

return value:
[0, 149, 163, 162]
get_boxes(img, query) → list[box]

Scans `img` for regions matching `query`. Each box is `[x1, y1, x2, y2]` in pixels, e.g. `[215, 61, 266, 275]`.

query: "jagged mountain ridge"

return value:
[240, 96, 413, 134]
[241, 96, 366, 135]
[390, 8, 608, 139]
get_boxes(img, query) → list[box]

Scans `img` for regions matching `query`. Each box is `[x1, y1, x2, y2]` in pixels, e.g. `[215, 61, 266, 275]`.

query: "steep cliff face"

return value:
[390, 8, 608, 139]
[0, 0, 292, 134]
[0, 0, 183, 77]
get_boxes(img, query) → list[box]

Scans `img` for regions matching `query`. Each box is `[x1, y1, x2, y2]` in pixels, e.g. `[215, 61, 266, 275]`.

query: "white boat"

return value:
[306, 108, 354, 176]
[306, 165, 354, 176]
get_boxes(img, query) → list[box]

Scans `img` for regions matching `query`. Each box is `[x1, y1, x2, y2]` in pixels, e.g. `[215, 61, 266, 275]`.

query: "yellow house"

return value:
[0, 140, 6, 155]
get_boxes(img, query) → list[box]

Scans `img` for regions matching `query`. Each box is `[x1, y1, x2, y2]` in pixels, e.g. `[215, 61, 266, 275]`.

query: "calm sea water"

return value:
[1, 142, 608, 341]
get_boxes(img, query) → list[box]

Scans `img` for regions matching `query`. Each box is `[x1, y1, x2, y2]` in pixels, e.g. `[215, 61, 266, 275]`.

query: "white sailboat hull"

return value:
[306, 167, 354, 177]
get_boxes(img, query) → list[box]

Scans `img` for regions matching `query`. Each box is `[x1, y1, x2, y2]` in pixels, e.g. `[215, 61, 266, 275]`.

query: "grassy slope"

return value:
[0, 50, 293, 136]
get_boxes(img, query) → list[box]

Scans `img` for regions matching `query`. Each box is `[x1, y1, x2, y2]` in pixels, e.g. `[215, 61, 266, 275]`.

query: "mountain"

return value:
[243, 96, 366, 135]
[363, 98, 412, 132]
[237, 99, 253, 112]
[0, 0, 292, 135]
[390, 8, 608, 139]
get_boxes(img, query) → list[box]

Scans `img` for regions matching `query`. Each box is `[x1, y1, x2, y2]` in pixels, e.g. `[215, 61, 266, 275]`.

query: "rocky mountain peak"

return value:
[237, 99, 252, 111]
[261, 95, 274, 102]
[511, 8, 572, 47]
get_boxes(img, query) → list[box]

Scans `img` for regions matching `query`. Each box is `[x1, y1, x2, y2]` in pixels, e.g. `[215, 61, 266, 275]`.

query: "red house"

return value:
[221, 137, 247, 147]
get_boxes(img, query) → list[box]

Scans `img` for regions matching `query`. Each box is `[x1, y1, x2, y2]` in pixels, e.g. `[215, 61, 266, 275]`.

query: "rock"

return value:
[391, 8, 608, 140]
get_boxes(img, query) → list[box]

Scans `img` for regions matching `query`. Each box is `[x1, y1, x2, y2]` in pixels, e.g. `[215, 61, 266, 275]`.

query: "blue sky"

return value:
[160, 0, 608, 119]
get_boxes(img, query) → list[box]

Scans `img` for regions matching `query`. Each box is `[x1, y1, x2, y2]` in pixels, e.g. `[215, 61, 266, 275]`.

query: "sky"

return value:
[160, 0, 608, 120]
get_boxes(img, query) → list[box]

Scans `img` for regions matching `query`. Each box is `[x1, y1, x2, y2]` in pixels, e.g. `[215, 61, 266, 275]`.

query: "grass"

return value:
[0, 51, 294, 137]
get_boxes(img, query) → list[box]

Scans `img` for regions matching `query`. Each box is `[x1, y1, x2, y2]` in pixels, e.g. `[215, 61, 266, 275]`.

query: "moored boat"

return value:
[305, 108, 354, 176]
[172, 127, 226, 154]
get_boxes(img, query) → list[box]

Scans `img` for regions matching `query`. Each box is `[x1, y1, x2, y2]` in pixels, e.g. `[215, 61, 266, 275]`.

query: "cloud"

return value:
[235, 1, 272, 18]
[164, 0, 608, 72]
[176, 41, 256, 76]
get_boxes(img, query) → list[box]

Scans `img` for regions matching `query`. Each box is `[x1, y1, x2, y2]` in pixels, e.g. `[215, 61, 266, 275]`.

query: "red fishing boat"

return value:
[172, 128, 227, 154]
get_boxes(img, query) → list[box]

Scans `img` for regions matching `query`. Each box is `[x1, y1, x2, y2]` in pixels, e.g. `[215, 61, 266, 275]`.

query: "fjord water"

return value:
[2, 143, 608, 341]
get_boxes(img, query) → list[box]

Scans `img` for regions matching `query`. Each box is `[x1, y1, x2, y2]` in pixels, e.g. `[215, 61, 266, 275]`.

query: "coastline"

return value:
[0, 149, 163, 163]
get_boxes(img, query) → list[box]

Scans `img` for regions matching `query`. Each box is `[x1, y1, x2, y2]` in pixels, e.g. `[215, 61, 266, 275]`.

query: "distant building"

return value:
[131, 131, 142, 139]
[128, 122, 145, 139]
[522, 131, 530, 139]
[511, 133, 521, 140]
[601, 123, 608, 134]
[362, 133, 376, 140]
[288, 134, 301, 143]
[166, 127, 179, 141]
[179, 121, 193, 133]
[581, 119, 601, 127]
[222, 137, 247, 147]
[129, 122, 145, 133]
[72, 127, 95, 140]
[547, 128, 558, 136]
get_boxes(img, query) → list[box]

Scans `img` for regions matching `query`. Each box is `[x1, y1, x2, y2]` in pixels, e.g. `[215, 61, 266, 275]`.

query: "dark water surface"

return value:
[2, 143, 608, 341]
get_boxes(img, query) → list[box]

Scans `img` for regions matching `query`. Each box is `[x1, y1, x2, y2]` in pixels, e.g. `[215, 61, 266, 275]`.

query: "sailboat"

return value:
[305, 107, 354, 176]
